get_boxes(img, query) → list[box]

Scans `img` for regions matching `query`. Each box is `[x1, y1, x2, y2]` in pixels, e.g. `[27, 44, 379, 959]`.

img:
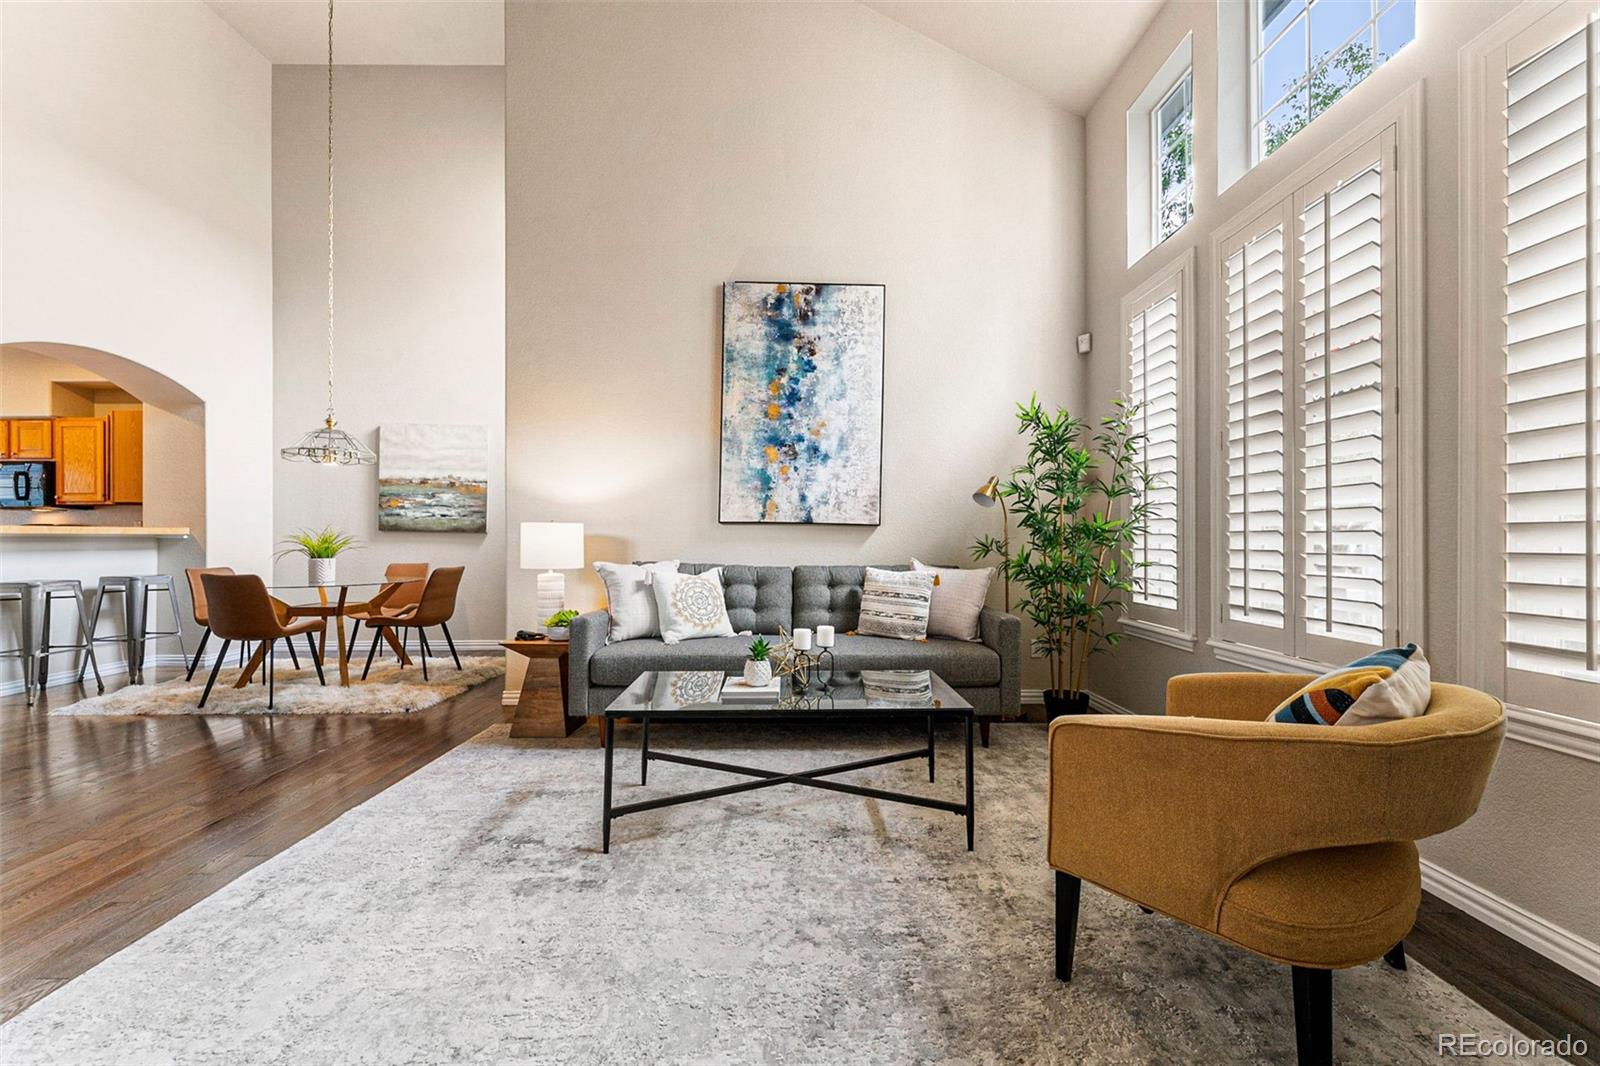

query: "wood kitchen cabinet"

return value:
[109, 409, 143, 503]
[5, 418, 54, 459]
[53, 417, 109, 504]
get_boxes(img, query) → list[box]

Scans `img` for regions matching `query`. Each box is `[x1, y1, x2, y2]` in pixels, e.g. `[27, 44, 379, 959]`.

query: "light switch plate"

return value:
[1076, 333, 1092, 355]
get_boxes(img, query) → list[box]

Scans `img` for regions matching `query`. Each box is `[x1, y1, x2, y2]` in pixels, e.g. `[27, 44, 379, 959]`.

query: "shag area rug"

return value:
[0, 723, 1545, 1064]
[47, 656, 505, 716]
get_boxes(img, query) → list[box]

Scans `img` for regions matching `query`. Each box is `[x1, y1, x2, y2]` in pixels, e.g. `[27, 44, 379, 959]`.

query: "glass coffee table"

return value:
[601, 669, 974, 853]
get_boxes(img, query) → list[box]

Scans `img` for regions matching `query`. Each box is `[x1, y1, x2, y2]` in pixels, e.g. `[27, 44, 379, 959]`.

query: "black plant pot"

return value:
[1044, 690, 1091, 721]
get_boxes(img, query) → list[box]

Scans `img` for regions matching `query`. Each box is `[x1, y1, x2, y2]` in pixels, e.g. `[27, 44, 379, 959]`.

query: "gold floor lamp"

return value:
[973, 476, 1011, 612]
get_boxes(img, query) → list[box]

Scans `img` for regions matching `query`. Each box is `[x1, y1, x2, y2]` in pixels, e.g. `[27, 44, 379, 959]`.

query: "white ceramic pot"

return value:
[743, 659, 772, 686]
[545, 626, 571, 642]
[308, 557, 336, 586]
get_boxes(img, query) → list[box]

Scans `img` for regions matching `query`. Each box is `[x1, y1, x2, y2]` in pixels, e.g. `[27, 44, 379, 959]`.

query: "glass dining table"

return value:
[232, 577, 414, 689]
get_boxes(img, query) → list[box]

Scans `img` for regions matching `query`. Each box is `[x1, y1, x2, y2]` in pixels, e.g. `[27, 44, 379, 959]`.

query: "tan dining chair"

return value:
[344, 562, 429, 664]
[184, 566, 234, 680]
[198, 574, 326, 709]
[359, 566, 464, 681]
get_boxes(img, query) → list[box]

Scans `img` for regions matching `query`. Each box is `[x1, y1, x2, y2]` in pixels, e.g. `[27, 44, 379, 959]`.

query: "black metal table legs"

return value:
[603, 716, 975, 852]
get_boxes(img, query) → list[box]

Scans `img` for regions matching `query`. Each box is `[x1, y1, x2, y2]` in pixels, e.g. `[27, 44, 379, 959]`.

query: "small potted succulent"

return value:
[275, 526, 359, 586]
[743, 636, 773, 687]
[543, 609, 579, 642]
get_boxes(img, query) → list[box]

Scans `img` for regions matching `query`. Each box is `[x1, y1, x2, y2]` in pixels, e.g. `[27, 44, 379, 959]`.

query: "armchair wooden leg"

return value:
[1291, 966, 1332, 1066]
[362, 629, 383, 680]
[440, 623, 463, 670]
[1055, 871, 1081, 982]
[186, 628, 211, 681]
[979, 718, 991, 748]
[306, 633, 326, 686]
[1383, 941, 1406, 971]
[198, 639, 231, 708]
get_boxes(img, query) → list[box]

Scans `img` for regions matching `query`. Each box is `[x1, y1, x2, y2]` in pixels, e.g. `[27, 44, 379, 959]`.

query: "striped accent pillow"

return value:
[1268, 643, 1431, 726]
[856, 568, 934, 641]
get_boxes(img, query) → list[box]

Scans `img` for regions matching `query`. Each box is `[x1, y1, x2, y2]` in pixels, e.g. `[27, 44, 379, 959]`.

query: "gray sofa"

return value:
[568, 563, 1021, 738]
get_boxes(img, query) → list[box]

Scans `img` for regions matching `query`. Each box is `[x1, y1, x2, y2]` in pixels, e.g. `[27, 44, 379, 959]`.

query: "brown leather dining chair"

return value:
[184, 566, 233, 680]
[359, 566, 464, 681]
[344, 562, 429, 664]
[198, 574, 326, 709]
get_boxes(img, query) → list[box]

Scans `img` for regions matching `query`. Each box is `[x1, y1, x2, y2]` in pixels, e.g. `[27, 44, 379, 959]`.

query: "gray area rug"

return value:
[47, 656, 505, 716]
[0, 723, 1547, 1064]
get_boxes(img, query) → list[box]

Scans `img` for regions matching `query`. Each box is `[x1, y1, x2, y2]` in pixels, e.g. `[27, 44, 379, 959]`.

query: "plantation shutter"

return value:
[1129, 291, 1182, 612]
[1224, 224, 1289, 631]
[1297, 155, 1389, 651]
[1502, 22, 1600, 689]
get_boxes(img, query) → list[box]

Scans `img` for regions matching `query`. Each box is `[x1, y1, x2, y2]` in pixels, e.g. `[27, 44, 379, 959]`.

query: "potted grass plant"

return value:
[543, 609, 579, 641]
[275, 526, 359, 586]
[972, 396, 1151, 720]
[743, 636, 773, 687]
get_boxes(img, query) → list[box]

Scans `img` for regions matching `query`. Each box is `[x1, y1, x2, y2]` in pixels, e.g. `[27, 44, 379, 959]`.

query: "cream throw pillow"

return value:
[594, 560, 679, 642]
[856, 567, 935, 641]
[911, 559, 994, 642]
[653, 567, 736, 645]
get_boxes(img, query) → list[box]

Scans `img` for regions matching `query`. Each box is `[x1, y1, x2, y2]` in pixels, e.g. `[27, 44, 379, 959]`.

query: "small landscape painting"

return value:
[377, 423, 488, 533]
[719, 281, 884, 525]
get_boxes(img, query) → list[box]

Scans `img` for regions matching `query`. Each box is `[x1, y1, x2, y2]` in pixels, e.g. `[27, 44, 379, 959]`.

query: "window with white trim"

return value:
[1252, 0, 1416, 161]
[1212, 117, 1416, 665]
[1122, 250, 1195, 643]
[1502, 18, 1600, 701]
[1155, 70, 1195, 243]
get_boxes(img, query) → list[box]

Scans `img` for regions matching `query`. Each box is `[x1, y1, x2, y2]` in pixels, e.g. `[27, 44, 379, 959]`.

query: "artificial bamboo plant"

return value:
[972, 396, 1152, 714]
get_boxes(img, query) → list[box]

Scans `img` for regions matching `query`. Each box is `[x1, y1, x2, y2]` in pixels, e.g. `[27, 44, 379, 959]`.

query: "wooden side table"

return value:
[502, 639, 588, 739]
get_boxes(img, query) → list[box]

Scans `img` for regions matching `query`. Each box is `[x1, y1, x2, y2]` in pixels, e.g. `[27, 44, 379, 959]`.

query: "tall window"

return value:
[1155, 71, 1194, 242]
[1213, 115, 1415, 665]
[1122, 250, 1195, 644]
[1253, 0, 1416, 160]
[1502, 21, 1600, 691]
[1224, 223, 1288, 630]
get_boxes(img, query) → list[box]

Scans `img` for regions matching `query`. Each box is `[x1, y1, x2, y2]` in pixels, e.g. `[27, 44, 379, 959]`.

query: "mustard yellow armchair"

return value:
[1047, 673, 1504, 1065]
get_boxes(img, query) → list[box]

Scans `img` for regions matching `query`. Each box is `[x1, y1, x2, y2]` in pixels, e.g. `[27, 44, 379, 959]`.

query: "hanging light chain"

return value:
[325, 0, 336, 426]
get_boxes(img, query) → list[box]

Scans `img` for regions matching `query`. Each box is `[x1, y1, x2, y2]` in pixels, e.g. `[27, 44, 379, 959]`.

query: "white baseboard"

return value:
[2, 643, 508, 698]
[1420, 859, 1600, 988]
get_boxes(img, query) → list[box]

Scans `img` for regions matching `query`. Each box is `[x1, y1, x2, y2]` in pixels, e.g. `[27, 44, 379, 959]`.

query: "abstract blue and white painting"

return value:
[719, 282, 884, 525]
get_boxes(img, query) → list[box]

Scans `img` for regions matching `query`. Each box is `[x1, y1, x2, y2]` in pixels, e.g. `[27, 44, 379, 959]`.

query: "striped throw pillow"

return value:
[856, 568, 934, 641]
[1268, 643, 1431, 726]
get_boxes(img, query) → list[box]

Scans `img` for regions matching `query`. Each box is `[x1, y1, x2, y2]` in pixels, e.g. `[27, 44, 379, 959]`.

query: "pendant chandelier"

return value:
[281, 0, 375, 466]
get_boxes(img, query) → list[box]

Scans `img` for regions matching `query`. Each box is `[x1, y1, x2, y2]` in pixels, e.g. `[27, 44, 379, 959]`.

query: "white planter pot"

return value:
[743, 659, 772, 687]
[307, 557, 336, 586]
[545, 626, 570, 642]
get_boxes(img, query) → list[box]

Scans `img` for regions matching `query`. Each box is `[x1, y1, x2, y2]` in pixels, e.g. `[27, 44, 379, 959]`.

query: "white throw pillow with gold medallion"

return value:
[652, 567, 736, 645]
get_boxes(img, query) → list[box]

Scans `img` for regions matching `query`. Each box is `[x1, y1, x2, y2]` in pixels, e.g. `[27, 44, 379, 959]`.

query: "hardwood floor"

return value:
[2, 672, 1596, 1062]
[0, 665, 506, 1023]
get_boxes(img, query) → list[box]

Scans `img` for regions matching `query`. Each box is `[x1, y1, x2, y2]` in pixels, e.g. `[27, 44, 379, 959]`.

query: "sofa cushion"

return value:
[792, 564, 908, 631]
[824, 635, 1000, 685]
[589, 636, 754, 686]
[1217, 842, 1420, 968]
[680, 563, 792, 634]
[589, 633, 1000, 688]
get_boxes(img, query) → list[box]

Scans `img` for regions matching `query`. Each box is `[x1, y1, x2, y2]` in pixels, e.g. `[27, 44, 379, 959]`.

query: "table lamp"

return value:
[520, 522, 585, 631]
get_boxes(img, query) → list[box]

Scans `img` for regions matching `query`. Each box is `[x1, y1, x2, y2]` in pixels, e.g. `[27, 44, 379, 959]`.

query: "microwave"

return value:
[1, 462, 54, 508]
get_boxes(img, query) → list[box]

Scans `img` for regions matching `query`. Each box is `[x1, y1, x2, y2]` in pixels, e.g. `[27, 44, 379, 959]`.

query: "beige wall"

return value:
[505, 1, 1085, 690]
[1, 2, 273, 575]
[272, 65, 506, 643]
[1082, 0, 1599, 952]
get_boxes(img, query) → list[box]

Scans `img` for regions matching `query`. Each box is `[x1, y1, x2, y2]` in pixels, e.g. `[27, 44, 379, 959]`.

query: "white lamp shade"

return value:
[520, 522, 585, 570]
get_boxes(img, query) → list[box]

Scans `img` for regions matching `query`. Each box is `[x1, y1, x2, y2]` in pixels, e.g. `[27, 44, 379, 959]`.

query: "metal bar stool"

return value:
[33, 579, 103, 697]
[80, 574, 189, 684]
[0, 583, 40, 706]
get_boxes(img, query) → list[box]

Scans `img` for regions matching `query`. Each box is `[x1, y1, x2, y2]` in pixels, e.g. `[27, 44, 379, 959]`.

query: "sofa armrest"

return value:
[566, 610, 609, 715]
[979, 608, 1022, 716]
[1046, 710, 1503, 930]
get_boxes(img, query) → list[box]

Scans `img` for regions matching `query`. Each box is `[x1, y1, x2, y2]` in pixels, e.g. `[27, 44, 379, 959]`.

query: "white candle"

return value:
[793, 627, 813, 651]
[816, 625, 835, 647]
